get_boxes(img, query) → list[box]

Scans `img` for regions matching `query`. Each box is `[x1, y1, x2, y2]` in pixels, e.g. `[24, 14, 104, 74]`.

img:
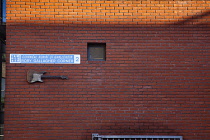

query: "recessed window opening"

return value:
[87, 43, 106, 61]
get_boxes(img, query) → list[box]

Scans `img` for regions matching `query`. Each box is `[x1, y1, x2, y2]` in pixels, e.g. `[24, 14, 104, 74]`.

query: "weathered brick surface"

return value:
[5, 1, 210, 140]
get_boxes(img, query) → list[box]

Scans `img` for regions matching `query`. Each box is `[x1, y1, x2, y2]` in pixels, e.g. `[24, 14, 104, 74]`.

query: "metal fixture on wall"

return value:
[92, 133, 183, 140]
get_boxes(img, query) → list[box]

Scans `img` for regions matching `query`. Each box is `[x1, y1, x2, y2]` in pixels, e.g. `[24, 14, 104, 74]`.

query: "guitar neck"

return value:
[41, 75, 62, 79]
[41, 75, 68, 79]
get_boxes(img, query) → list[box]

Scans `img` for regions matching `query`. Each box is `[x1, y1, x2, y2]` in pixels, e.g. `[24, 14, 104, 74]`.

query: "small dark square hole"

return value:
[87, 43, 106, 61]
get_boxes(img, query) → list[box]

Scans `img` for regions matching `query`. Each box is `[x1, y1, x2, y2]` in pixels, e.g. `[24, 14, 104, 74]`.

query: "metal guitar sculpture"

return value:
[27, 70, 68, 83]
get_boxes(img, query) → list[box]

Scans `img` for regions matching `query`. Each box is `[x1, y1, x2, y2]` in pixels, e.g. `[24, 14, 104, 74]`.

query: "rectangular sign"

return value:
[10, 54, 80, 64]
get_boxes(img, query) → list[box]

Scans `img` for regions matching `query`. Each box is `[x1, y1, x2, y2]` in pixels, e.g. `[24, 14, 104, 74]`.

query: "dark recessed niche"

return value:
[87, 43, 106, 61]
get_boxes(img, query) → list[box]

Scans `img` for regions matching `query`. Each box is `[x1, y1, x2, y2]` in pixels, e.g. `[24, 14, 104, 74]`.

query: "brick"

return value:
[5, 0, 210, 140]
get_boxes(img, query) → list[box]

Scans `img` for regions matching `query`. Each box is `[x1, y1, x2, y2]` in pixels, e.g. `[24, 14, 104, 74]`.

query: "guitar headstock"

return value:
[61, 76, 68, 79]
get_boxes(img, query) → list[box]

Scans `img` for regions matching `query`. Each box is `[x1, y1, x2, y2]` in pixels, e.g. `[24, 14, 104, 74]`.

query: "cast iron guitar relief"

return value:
[27, 70, 68, 83]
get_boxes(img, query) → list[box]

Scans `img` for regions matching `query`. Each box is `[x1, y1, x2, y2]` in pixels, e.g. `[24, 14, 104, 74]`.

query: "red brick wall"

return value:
[5, 1, 210, 140]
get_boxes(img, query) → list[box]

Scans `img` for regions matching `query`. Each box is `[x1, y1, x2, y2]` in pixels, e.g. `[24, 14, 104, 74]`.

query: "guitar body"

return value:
[27, 70, 46, 83]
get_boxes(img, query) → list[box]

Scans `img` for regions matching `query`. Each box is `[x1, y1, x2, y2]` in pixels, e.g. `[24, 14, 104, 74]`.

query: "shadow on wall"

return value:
[96, 120, 177, 135]
[5, 10, 210, 140]
[175, 10, 210, 25]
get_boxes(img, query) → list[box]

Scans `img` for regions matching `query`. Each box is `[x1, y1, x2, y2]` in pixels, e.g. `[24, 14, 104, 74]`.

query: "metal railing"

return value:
[92, 133, 183, 140]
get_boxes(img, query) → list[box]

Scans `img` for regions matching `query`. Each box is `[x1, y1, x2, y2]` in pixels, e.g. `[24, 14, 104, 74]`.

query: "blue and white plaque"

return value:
[10, 54, 80, 64]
